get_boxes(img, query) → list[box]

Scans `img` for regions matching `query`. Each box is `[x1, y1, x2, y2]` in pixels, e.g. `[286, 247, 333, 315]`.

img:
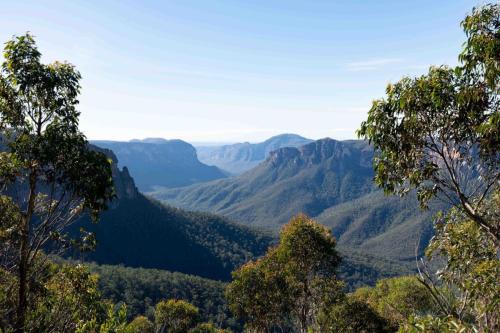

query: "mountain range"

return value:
[196, 133, 313, 174]
[151, 138, 439, 262]
[152, 138, 376, 227]
[73, 143, 414, 285]
[91, 139, 227, 191]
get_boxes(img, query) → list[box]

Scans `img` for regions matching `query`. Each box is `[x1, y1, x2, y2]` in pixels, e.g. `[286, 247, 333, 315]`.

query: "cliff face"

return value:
[150, 138, 438, 262]
[91, 140, 227, 191]
[89, 145, 138, 200]
[267, 138, 373, 169]
[151, 138, 376, 228]
[73, 146, 274, 281]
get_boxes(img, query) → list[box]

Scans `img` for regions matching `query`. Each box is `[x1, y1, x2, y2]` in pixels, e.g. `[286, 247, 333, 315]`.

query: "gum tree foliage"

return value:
[315, 298, 392, 333]
[124, 316, 154, 333]
[358, 3, 499, 332]
[351, 276, 439, 329]
[155, 299, 200, 333]
[188, 322, 232, 333]
[225, 248, 291, 332]
[225, 214, 344, 333]
[417, 191, 500, 332]
[0, 260, 127, 333]
[357, 4, 499, 243]
[0, 33, 114, 333]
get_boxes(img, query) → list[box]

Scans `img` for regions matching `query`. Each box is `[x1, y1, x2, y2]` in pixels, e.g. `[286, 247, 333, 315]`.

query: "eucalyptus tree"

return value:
[358, 3, 499, 244]
[358, 3, 499, 331]
[155, 299, 200, 333]
[225, 214, 343, 333]
[125, 316, 155, 333]
[0, 33, 114, 333]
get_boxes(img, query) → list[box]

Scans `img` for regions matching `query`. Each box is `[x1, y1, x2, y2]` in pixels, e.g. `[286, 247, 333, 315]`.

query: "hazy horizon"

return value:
[91, 132, 325, 145]
[0, 0, 477, 142]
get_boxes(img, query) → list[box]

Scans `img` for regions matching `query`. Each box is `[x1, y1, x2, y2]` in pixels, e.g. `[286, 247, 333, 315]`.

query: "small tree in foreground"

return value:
[316, 298, 392, 333]
[125, 315, 154, 333]
[155, 299, 200, 333]
[0, 260, 127, 333]
[225, 214, 344, 333]
[352, 276, 439, 329]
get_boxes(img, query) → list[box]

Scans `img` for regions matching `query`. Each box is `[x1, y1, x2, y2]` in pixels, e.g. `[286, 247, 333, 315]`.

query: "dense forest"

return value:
[0, 3, 499, 333]
[87, 264, 238, 330]
[73, 194, 273, 280]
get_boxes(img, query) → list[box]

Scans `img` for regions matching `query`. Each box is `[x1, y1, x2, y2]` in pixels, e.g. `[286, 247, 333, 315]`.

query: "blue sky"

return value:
[0, 0, 480, 143]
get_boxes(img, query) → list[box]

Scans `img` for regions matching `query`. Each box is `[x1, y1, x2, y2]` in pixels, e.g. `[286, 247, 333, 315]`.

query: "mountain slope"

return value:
[76, 195, 272, 280]
[317, 191, 441, 261]
[152, 138, 376, 228]
[74, 148, 271, 280]
[79, 145, 415, 286]
[196, 133, 313, 174]
[151, 138, 441, 262]
[92, 139, 226, 191]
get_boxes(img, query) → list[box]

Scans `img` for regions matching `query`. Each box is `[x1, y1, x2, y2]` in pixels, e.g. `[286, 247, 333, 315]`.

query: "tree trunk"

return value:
[14, 170, 37, 333]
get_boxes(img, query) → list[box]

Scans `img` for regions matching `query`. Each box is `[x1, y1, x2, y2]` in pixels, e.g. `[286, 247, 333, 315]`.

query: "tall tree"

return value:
[358, 3, 499, 243]
[358, 3, 499, 332]
[0, 33, 114, 333]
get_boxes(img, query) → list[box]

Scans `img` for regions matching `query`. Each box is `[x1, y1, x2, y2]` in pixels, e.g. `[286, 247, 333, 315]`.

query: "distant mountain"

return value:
[76, 145, 414, 285]
[153, 139, 375, 228]
[130, 137, 170, 144]
[91, 139, 227, 191]
[196, 134, 313, 174]
[151, 138, 439, 262]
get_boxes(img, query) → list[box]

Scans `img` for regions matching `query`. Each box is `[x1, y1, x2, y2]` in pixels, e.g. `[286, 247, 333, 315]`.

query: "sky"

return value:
[0, 0, 482, 143]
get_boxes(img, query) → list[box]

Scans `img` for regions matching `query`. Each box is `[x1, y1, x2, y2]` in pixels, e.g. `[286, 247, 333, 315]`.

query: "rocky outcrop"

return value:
[151, 138, 376, 228]
[91, 140, 227, 191]
[89, 145, 138, 200]
[266, 138, 373, 170]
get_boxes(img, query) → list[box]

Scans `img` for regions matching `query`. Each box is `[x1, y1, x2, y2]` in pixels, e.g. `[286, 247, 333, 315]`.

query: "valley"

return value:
[78, 142, 416, 283]
[150, 137, 438, 262]
[2, 5, 496, 330]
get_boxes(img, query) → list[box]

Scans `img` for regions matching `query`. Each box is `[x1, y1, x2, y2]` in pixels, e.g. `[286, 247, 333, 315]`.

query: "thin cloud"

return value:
[346, 58, 403, 71]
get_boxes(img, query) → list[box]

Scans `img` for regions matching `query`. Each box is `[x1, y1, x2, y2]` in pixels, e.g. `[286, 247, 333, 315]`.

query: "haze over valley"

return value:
[1, 1, 497, 332]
